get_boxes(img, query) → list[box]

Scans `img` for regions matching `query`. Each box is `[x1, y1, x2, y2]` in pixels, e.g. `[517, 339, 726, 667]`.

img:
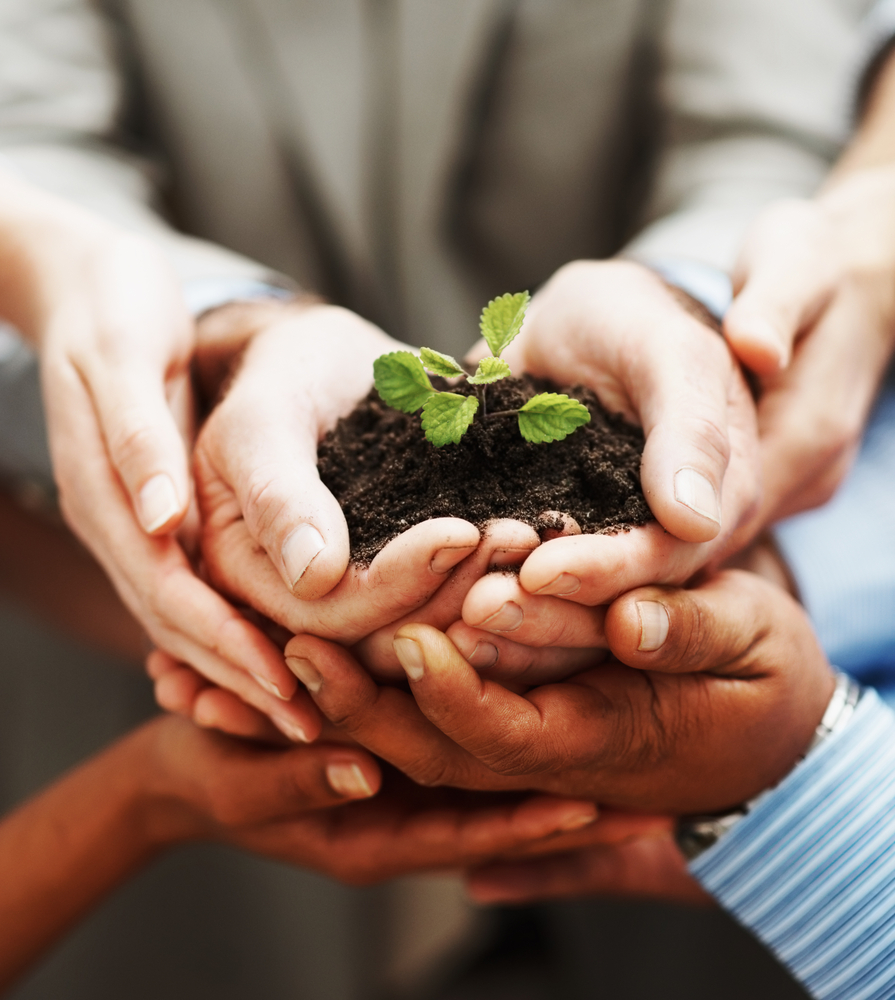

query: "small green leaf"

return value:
[420, 347, 466, 378]
[374, 351, 435, 413]
[468, 356, 512, 385]
[421, 392, 479, 446]
[479, 291, 530, 357]
[518, 392, 591, 444]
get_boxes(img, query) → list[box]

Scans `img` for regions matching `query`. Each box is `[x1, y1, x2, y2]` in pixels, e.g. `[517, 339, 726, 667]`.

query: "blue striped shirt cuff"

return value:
[691, 688, 895, 999]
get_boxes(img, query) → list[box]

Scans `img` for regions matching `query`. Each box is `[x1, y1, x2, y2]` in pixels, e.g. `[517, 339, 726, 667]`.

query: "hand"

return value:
[284, 569, 834, 813]
[195, 303, 546, 680]
[467, 822, 711, 907]
[0, 177, 315, 734]
[478, 260, 760, 608]
[723, 169, 895, 523]
[136, 715, 651, 885]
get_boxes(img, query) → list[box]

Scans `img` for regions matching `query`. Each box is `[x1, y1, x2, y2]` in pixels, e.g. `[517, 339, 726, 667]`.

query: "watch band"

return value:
[676, 672, 862, 861]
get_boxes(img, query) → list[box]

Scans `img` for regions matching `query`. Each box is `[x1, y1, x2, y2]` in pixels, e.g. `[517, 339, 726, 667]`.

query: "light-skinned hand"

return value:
[0, 175, 320, 734]
[474, 260, 760, 608]
[723, 170, 895, 523]
[194, 304, 550, 684]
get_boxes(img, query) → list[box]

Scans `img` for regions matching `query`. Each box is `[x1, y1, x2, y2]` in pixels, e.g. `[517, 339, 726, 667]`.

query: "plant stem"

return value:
[475, 383, 488, 419]
[486, 408, 519, 419]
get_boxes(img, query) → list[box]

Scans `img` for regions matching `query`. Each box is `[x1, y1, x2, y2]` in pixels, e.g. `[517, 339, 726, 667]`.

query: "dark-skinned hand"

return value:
[285, 569, 834, 814]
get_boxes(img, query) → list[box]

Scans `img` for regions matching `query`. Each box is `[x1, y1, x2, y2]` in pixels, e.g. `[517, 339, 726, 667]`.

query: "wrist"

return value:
[676, 672, 862, 861]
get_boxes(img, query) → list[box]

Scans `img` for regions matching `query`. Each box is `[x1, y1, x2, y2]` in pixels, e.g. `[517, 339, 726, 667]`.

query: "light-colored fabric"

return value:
[692, 688, 895, 1000]
[0, 0, 871, 355]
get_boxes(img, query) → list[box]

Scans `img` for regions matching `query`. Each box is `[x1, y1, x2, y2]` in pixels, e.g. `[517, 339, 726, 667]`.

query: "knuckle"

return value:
[107, 418, 162, 473]
[681, 412, 730, 474]
[475, 725, 545, 776]
[241, 466, 290, 542]
[407, 754, 454, 788]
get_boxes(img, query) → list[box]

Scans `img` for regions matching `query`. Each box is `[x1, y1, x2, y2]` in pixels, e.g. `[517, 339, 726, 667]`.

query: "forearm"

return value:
[0, 719, 187, 992]
[831, 48, 895, 179]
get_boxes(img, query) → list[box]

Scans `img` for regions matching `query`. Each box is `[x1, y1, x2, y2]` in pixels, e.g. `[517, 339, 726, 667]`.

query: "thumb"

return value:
[197, 383, 351, 602]
[725, 199, 838, 376]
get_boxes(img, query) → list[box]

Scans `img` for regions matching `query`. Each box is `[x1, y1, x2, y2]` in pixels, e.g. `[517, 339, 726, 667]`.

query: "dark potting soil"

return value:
[317, 375, 653, 564]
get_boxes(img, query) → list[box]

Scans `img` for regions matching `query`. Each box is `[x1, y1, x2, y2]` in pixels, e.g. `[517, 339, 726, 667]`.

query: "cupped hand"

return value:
[476, 260, 760, 607]
[284, 569, 834, 813]
[195, 303, 551, 677]
[139, 713, 659, 885]
[723, 169, 895, 523]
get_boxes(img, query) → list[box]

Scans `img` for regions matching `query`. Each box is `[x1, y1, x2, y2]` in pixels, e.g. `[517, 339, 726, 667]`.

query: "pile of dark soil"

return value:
[317, 375, 652, 564]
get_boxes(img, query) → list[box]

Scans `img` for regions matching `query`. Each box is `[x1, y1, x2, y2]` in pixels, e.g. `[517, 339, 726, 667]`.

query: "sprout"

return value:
[373, 292, 590, 448]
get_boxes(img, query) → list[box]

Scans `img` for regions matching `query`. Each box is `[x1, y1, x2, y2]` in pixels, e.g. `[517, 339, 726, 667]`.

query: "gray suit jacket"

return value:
[0, 0, 871, 355]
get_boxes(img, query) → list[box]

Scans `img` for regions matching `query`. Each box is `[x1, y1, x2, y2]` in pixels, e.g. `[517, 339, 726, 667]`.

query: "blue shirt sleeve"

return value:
[691, 689, 895, 1000]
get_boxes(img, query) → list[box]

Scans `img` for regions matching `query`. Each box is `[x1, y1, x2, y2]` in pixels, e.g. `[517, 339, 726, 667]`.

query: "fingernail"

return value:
[326, 762, 374, 798]
[535, 573, 581, 596]
[637, 601, 669, 651]
[271, 715, 311, 743]
[394, 636, 425, 681]
[285, 656, 322, 693]
[674, 468, 720, 525]
[560, 808, 598, 832]
[250, 670, 290, 701]
[431, 545, 476, 574]
[282, 524, 326, 590]
[138, 473, 181, 533]
[468, 641, 498, 669]
[480, 601, 524, 632]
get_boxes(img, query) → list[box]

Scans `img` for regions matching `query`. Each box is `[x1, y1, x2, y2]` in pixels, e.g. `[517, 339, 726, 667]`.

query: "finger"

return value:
[461, 572, 607, 647]
[466, 828, 707, 906]
[284, 633, 503, 790]
[55, 233, 195, 536]
[445, 620, 603, 685]
[725, 199, 838, 375]
[198, 399, 350, 602]
[597, 266, 738, 544]
[193, 688, 286, 742]
[145, 648, 180, 682]
[205, 514, 480, 644]
[204, 740, 383, 819]
[389, 624, 609, 782]
[152, 659, 209, 718]
[753, 284, 886, 524]
[46, 349, 323, 729]
[517, 524, 705, 605]
[604, 569, 811, 676]
[84, 361, 192, 535]
[355, 519, 540, 679]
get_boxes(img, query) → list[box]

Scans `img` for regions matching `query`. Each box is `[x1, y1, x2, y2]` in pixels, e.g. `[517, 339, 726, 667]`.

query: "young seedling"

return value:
[373, 291, 591, 447]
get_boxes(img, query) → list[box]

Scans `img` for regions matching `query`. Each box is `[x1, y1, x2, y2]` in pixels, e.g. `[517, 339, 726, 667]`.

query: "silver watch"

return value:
[676, 672, 862, 861]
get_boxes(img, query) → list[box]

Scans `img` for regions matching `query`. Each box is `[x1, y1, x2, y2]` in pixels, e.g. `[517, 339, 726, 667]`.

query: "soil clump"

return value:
[317, 375, 653, 564]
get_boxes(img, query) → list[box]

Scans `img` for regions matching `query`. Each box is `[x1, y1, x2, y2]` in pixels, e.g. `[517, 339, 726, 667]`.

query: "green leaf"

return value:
[518, 392, 591, 444]
[468, 356, 512, 385]
[421, 392, 479, 446]
[420, 347, 466, 378]
[479, 291, 530, 357]
[373, 351, 435, 413]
